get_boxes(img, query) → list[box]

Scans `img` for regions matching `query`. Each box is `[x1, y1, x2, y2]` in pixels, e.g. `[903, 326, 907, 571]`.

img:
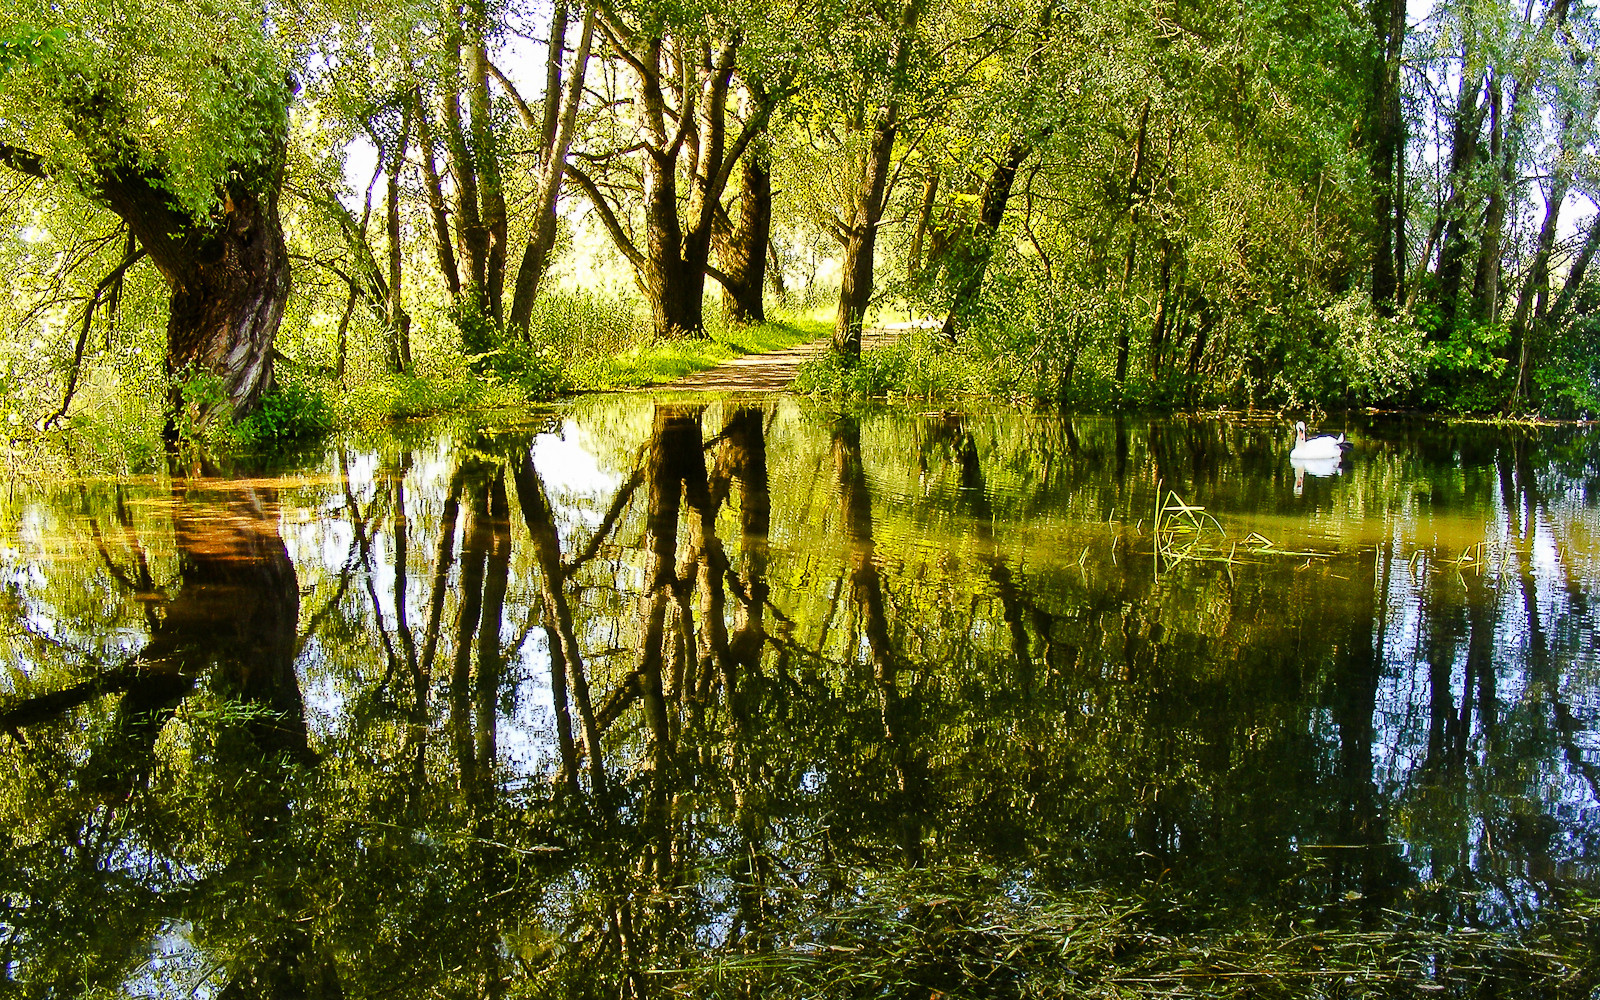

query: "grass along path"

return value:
[652, 324, 910, 394]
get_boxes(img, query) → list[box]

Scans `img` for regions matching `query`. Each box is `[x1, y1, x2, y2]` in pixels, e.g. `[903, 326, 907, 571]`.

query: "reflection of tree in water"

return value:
[1, 410, 1597, 997]
[0, 462, 337, 997]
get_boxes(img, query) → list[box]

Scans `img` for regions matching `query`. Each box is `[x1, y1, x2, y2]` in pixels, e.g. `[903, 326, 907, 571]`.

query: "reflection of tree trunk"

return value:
[833, 415, 924, 864]
[449, 462, 495, 805]
[636, 404, 705, 877]
[1328, 545, 1401, 909]
[511, 450, 592, 799]
[950, 423, 1033, 689]
[405, 466, 465, 787]
[681, 415, 732, 712]
[475, 471, 512, 797]
[712, 408, 771, 709]
[92, 472, 306, 791]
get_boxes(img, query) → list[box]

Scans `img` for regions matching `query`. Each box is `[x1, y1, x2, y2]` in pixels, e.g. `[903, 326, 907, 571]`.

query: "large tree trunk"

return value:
[719, 152, 773, 324]
[834, 0, 921, 358]
[834, 105, 901, 357]
[1433, 43, 1487, 332]
[1368, 0, 1406, 314]
[571, 26, 747, 341]
[507, 7, 597, 337]
[1113, 102, 1151, 391]
[642, 145, 706, 338]
[100, 167, 290, 434]
[385, 102, 414, 374]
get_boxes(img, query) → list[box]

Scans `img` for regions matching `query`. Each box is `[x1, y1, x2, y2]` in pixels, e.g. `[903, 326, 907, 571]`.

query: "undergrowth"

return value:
[792, 325, 1033, 401]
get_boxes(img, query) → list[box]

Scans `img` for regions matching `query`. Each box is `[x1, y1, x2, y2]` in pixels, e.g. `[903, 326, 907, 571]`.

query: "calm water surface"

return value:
[2, 397, 1598, 997]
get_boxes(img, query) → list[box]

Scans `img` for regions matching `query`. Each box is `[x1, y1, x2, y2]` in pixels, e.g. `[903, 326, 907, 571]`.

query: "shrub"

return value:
[231, 376, 333, 448]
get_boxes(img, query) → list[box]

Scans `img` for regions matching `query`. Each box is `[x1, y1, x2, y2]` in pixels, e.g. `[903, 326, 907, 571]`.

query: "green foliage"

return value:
[0, 24, 64, 72]
[793, 326, 1027, 400]
[0, 0, 293, 216]
[230, 377, 334, 449]
[1419, 316, 1511, 413]
[334, 369, 520, 425]
[1319, 293, 1429, 406]
[1533, 310, 1600, 419]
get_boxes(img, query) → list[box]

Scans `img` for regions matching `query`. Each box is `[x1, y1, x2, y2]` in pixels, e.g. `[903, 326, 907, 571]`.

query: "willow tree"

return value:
[561, 0, 799, 340]
[0, 2, 295, 430]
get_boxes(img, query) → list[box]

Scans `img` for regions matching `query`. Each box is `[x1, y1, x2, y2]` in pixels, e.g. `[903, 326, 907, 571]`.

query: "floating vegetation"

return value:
[655, 866, 1600, 1000]
[1153, 484, 1332, 570]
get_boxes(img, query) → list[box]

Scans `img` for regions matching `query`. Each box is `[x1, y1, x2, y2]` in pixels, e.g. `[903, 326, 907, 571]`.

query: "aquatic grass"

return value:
[656, 865, 1600, 999]
[1153, 485, 1338, 571]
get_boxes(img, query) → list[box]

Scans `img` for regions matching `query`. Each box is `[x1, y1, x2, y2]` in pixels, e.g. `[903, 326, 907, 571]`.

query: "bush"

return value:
[793, 327, 1027, 400]
[231, 377, 333, 448]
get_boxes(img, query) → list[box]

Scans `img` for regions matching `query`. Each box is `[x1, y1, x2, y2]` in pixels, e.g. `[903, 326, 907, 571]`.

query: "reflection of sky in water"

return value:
[4, 406, 1599, 993]
[291, 422, 618, 773]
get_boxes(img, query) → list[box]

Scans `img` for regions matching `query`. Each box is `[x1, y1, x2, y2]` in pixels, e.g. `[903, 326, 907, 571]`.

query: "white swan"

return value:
[1290, 421, 1346, 461]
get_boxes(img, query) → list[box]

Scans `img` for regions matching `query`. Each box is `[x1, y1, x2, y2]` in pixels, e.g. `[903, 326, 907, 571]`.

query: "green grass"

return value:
[565, 316, 825, 391]
[792, 324, 1034, 401]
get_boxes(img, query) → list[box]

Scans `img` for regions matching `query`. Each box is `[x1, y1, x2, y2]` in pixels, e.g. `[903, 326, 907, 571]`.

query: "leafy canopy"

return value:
[0, 1, 293, 219]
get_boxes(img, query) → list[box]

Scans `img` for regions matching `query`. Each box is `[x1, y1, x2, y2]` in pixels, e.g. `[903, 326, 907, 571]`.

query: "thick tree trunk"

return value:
[508, 8, 597, 337]
[1114, 102, 1151, 391]
[414, 89, 462, 299]
[834, 111, 901, 357]
[834, 0, 921, 358]
[1471, 76, 1505, 323]
[642, 147, 706, 338]
[1368, 0, 1406, 314]
[1433, 49, 1486, 332]
[719, 153, 773, 324]
[385, 102, 413, 373]
[100, 167, 290, 433]
[939, 139, 1031, 342]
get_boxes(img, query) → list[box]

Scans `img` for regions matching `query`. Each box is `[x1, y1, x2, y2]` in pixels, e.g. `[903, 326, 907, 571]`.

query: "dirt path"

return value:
[656, 324, 912, 394]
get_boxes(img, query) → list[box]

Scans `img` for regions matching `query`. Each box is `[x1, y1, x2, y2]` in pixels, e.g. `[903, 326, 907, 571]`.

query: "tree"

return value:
[0, 2, 295, 431]
[567, 0, 791, 339]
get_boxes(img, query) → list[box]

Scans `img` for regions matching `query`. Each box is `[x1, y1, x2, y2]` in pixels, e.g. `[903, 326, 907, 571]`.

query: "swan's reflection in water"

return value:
[1291, 454, 1342, 495]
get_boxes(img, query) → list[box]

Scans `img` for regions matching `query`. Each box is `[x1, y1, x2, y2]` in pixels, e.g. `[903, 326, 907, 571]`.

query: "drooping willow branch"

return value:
[43, 231, 145, 429]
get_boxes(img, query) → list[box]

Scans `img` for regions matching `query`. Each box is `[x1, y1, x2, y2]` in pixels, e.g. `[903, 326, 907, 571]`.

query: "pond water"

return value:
[2, 396, 1598, 998]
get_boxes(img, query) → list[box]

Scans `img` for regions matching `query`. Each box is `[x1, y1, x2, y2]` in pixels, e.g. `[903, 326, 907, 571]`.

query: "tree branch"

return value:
[0, 141, 48, 179]
[43, 234, 147, 429]
[566, 162, 647, 273]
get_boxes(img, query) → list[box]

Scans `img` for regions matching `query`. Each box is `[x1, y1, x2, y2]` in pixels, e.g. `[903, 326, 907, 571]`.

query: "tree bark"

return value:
[834, 0, 922, 358]
[574, 22, 758, 340]
[507, 6, 597, 336]
[1367, 0, 1406, 314]
[939, 139, 1031, 342]
[907, 168, 939, 284]
[385, 101, 414, 373]
[1433, 39, 1487, 332]
[98, 167, 291, 434]
[413, 88, 462, 299]
[1113, 102, 1150, 391]
[718, 151, 773, 324]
